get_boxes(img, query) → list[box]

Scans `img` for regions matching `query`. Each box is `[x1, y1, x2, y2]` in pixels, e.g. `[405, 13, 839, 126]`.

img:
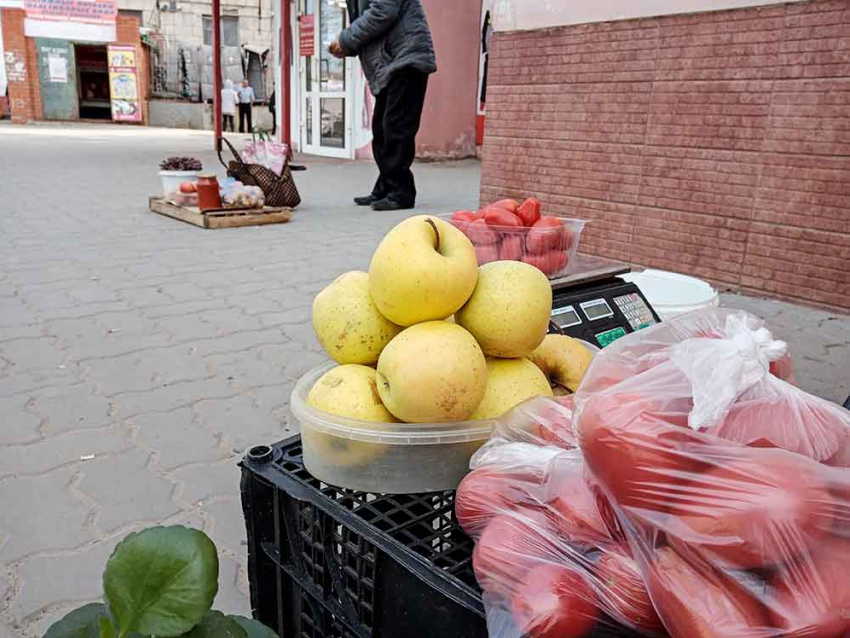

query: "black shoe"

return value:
[371, 197, 414, 211]
[354, 195, 380, 206]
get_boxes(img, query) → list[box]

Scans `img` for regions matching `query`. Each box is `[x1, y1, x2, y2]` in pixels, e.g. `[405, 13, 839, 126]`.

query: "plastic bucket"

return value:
[619, 269, 719, 321]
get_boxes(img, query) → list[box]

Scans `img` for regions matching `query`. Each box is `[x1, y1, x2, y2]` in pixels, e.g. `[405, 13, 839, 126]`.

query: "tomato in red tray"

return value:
[455, 468, 541, 535]
[594, 550, 663, 632]
[516, 198, 542, 227]
[526, 217, 567, 254]
[672, 449, 832, 569]
[770, 538, 850, 638]
[511, 564, 598, 638]
[577, 392, 704, 514]
[484, 207, 523, 228]
[465, 219, 499, 245]
[492, 198, 520, 214]
[648, 547, 767, 638]
[498, 235, 524, 261]
[522, 250, 568, 276]
[472, 511, 557, 596]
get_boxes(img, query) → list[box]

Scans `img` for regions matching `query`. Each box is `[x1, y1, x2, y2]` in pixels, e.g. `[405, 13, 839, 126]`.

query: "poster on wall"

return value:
[24, 0, 117, 42]
[107, 45, 141, 122]
[47, 54, 67, 82]
[298, 15, 314, 56]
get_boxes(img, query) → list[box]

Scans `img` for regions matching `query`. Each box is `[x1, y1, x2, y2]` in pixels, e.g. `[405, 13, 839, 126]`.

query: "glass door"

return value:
[301, 0, 351, 158]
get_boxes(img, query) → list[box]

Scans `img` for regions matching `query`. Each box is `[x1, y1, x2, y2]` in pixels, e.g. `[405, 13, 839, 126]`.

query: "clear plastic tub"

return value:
[290, 362, 498, 493]
[447, 214, 587, 279]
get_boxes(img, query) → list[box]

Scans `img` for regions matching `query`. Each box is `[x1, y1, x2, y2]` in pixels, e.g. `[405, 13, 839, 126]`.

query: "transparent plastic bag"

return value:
[220, 180, 264, 209]
[458, 307, 850, 638]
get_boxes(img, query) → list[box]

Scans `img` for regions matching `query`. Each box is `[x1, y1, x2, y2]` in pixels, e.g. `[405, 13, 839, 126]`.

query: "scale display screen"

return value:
[596, 327, 627, 347]
[551, 305, 582, 328]
[581, 298, 614, 321]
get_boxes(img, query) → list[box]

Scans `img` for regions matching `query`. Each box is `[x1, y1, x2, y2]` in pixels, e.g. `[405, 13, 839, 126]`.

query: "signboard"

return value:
[47, 54, 67, 82]
[299, 14, 315, 56]
[24, 0, 116, 42]
[107, 45, 141, 122]
[5, 51, 26, 83]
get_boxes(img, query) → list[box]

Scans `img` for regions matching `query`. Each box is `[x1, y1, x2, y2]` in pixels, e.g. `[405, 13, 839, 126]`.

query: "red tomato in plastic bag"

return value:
[769, 538, 850, 638]
[535, 397, 577, 448]
[544, 467, 609, 543]
[456, 468, 541, 535]
[595, 550, 663, 632]
[472, 511, 557, 596]
[474, 243, 499, 265]
[492, 198, 520, 214]
[483, 207, 523, 228]
[498, 235, 524, 261]
[526, 217, 566, 254]
[577, 393, 704, 513]
[466, 219, 499, 245]
[516, 198, 542, 227]
[648, 547, 767, 638]
[451, 210, 476, 225]
[511, 564, 598, 638]
[827, 433, 850, 468]
[522, 250, 568, 276]
[672, 450, 832, 569]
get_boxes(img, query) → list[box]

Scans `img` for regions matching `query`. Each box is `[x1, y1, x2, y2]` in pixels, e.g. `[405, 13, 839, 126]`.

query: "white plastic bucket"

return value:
[619, 269, 719, 321]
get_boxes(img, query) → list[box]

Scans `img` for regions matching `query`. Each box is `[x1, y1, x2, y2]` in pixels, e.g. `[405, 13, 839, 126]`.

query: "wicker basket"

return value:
[218, 137, 301, 209]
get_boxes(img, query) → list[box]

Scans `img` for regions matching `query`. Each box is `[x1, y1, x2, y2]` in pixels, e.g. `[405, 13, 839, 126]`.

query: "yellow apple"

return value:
[376, 321, 487, 422]
[527, 334, 594, 395]
[455, 260, 553, 358]
[307, 364, 397, 422]
[468, 357, 553, 420]
[369, 216, 478, 326]
[312, 271, 402, 365]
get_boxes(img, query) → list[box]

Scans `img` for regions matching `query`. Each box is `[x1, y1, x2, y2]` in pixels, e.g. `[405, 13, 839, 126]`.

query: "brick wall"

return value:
[115, 13, 148, 124]
[480, 0, 850, 311]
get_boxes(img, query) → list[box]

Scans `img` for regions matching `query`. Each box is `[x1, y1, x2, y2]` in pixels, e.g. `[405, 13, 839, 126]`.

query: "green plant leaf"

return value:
[98, 616, 116, 638]
[44, 603, 109, 638]
[229, 616, 277, 638]
[103, 526, 218, 638]
[181, 611, 246, 638]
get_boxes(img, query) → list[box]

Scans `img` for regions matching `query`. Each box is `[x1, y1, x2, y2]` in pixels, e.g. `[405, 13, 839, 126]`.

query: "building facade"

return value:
[480, 0, 850, 311]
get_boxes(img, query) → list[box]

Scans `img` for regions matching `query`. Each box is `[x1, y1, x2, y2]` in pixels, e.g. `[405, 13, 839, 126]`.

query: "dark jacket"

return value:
[340, 0, 436, 96]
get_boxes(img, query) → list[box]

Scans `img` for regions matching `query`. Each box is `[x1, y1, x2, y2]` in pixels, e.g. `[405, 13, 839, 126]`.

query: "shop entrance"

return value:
[75, 44, 111, 120]
[299, 0, 352, 158]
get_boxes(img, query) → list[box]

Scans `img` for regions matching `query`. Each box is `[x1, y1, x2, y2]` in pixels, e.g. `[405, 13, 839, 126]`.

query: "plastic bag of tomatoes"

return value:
[456, 308, 850, 638]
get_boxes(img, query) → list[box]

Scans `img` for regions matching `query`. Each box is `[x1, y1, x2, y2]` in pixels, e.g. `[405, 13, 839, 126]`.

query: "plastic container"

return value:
[619, 269, 719, 321]
[447, 214, 587, 279]
[240, 436, 488, 638]
[290, 362, 496, 494]
[158, 170, 200, 197]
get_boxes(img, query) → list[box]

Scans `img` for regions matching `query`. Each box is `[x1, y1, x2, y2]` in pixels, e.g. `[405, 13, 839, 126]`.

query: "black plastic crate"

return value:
[240, 436, 643, 638]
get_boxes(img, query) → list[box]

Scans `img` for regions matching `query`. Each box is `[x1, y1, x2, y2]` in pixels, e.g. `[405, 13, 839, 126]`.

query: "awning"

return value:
[241, 43, 270, 57]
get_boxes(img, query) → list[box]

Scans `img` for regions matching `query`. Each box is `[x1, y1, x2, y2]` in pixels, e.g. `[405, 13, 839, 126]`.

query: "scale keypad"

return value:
[614, 293, 655, 331]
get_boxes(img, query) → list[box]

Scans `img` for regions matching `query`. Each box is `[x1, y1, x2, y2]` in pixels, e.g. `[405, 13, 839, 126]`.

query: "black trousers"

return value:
[222, 114, 234, 132]
[270, 109, 276, 135]
[371, 69, 428, 205]
[238, 103, 252, 133]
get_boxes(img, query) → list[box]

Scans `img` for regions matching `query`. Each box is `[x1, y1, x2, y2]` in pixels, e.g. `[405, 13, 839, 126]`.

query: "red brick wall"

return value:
[480, 0, 850, 311]
[1, 10, 148, 124]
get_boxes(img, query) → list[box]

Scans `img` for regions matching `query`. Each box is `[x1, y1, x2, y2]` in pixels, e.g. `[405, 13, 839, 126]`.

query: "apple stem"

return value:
[550, 377, 573, 394]
[548, 320, 565, 335]
[425, 218, 440, 253]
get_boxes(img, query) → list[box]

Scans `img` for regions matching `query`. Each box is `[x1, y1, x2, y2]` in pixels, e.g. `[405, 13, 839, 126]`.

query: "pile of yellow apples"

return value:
[308, 215, 594, 426]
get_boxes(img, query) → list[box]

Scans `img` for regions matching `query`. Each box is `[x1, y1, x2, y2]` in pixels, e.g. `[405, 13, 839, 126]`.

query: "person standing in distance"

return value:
[237, 78, 255, 133]
[329, 0, 436, 211]
[221, 79, 238, 132]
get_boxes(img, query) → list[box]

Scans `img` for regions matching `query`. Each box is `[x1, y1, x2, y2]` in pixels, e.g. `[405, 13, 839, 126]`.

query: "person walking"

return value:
[237, 78, 255, 133]
[329, 0, 436, 211]
[221, 79, 238, 132]
[268, 90, 276, 136]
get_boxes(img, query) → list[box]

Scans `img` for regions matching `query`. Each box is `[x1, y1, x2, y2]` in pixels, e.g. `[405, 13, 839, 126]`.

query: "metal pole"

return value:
[280, 0, 292, 159]
[212, 0, 223, 151]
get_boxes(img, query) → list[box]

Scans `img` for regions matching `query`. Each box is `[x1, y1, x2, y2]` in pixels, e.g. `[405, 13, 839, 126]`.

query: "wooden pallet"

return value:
[149, 197, 293, 229]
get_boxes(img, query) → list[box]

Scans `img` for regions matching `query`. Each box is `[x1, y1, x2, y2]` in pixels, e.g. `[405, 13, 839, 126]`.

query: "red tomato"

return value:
[673, 449, 832, 569]
[511, 564, 598, 638]
[474, 243, 499, 265]
[526, 217, 566, 254]
[647, 547, 768, 638]
[179, 181, 197, 193]
[769, 538, 850, 638]
[473, 208, 487, 221]
[534, 398, 576, 448]
[543, 466, 608, 542]
[516, 198, 542, 227]
[522, 250, 568, 276]
[455, 468, 541, 535]
[576, 392, 704, 514]
[472, 511, 557, 596]
[498, 234, 524, 261]
[826, 433, 850, 468]
[465, 219, 499, 245]
[451, 210, 476, 225]
[492, 198, 520, 213]
[484, 207, 523, 228]
[594, 550, 663, 632]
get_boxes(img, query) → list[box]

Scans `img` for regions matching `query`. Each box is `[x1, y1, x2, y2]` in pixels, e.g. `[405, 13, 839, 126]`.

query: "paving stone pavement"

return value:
[0, 122, 848, 637]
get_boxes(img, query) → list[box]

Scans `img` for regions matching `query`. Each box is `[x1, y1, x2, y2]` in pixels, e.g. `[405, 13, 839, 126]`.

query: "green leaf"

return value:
[181, 611, 246, 638]
[103, 526, 218, 638]
[44, 603, 109, 638]
[228, 616, 277, 638]
[98, 617, 116, 638]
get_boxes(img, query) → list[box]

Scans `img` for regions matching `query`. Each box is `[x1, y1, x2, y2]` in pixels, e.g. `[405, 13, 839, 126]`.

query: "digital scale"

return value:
[548, 254, 661, 349]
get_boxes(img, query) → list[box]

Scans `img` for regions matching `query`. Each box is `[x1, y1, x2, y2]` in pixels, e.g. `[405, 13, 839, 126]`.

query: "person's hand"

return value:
[328, 39, 345, 58]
